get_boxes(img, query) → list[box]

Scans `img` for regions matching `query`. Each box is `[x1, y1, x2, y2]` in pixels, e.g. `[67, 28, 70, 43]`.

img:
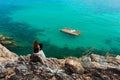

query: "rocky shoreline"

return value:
[0, 43, 120, 80]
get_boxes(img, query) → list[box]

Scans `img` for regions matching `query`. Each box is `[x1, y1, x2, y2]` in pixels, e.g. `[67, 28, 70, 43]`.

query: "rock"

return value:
[65, 59, 84, 74]
[81, 56, 91, 68]
[0, 35, 5, 41]
[8, 75, 19, 80]
[115, 55, 120, 64]
[5, 63, 15, 68]
[4, 37, 12, 40]
[82, 56, 91, 62]
[90, 54, 103, 63]
[118, 65, 120, 70]
[102, 75, 111, 80]
[55, 72, 74, 80]
[6, 68, 15, 75]
[58, 59, 65, 68]
[51, 76, 57, 80]
[19, 55, 30, 62]
[107, 63, 116, 69]
[0, 44, 18, 59]
[0, 35, 16, 47]
[1, 41, 13, 45]
[89, 62, 101, 68]
[5, 68, 15, 79]
[0, 57, 6, 64]
[84, 76, 92, 80]
[0, 65, 6, 79]
[46, 58, 63, 69]
[115, 55, 120, 60]
[15, 64, 28, 75]
[0, 35, 12, 41]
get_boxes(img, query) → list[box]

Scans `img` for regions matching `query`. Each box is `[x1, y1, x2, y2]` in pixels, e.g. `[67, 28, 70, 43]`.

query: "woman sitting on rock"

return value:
[30, 40, 46, 64]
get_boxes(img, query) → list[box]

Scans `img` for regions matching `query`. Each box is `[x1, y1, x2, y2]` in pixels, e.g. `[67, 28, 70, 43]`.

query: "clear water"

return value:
[0, 0, 120, 58]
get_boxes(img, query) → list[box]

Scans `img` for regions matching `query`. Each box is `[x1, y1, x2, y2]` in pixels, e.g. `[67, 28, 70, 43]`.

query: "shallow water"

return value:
[0, 0, 120, 58]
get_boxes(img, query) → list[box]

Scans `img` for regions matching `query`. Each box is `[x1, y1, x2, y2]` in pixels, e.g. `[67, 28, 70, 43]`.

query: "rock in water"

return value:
[1, 41, 13, 45]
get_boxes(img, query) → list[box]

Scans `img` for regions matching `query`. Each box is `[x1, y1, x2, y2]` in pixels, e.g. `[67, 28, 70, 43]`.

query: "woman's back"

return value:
[30, 40, 46, 64]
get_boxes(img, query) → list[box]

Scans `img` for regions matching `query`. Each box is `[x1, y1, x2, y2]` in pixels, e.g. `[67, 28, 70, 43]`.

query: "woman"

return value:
[32, 40, 58, 73]
[32, 40, 46, 64]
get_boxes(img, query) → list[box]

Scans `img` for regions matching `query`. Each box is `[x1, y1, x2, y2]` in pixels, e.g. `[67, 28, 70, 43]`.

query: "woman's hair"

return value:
[39, 43, 43, 50]
[33, 40, 39, 53]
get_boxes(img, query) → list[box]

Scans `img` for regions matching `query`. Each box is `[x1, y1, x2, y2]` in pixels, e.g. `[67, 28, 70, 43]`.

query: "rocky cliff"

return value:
[0, 44, 120, 80]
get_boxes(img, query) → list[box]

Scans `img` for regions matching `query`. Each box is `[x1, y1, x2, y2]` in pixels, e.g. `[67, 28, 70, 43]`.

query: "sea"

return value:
[0, 0, 120, 58]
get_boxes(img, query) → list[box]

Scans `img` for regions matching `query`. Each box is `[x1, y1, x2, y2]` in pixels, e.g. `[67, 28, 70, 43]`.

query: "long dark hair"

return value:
[33, 40, 39, 53]
[39, 43, 43, 50]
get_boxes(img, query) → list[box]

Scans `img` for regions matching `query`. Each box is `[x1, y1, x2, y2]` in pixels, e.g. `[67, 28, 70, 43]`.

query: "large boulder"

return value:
[65, 59, 84, 74]
[90, 54, 103, 63]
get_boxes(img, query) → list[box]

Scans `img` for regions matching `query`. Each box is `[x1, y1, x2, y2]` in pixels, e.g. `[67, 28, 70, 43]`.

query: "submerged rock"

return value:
[0, 34, 17, 47]
[0, 35, 5, 40]
[1, 41, 13, 45]
[0, 35, 12, 41]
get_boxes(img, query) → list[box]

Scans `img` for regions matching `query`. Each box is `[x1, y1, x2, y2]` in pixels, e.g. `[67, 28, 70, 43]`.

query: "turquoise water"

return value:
[0, 0, 120, 58]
